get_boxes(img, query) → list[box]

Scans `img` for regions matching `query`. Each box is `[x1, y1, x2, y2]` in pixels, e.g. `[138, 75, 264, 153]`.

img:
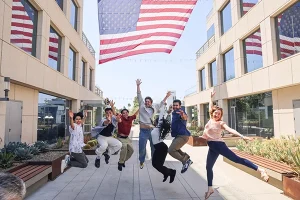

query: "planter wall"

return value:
[283, 175, 300, 200]
[187, 136, 207, 146]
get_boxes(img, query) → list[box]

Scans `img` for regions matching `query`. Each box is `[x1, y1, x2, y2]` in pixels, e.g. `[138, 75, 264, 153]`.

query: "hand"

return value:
[116, 113, 121, 120]
[109, 100, 115, 107]
[211, 90, 216, 98]
[136, 79, 142, 86]
[69, 110, 74, 118]
[106, 114, 112, 123]
[176, 109, 184, 117]
[166, 91, 172, 98]
[243, 136, 253, 142]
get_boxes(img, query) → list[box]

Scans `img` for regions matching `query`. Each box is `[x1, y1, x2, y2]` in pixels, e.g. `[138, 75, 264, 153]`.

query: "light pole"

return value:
[0, 77, 10, 101]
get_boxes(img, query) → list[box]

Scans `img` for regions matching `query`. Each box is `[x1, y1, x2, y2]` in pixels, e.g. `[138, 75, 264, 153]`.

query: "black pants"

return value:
[70, 152, 89, 168]
[152, 142, 172, 176]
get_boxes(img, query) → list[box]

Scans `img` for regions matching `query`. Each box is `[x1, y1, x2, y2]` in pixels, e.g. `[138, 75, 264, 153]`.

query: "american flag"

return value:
[10, 0, 35, 55]
[49, 30, 59, 61]
[98, 0, 197, 64]
[243, 1, 300, 59]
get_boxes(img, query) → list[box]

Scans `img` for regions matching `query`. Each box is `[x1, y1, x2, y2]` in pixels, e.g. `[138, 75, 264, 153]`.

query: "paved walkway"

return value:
[26, 126, 290, 200]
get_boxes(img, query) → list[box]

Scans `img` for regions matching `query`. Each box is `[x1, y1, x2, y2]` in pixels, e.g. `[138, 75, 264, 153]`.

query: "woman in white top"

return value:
[151, 105, 176, 183]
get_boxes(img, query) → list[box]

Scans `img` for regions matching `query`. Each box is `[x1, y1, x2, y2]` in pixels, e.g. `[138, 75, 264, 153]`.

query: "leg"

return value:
[96, 135, 109, 158]
[148, 129, 155, 158]
[70, 152, 88, 168]
[139, 129, 148, 164]
[106, 137, 122, 155]
[168, 136, 190, 164]
[125, 140, 134, 162]
[118, 138, 128, 164]
[205, 142, 219, 199]
[152, 143, 169, 176]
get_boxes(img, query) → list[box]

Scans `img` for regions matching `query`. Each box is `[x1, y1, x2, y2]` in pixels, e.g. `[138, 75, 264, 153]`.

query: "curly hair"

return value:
[73, 112, 84, 121]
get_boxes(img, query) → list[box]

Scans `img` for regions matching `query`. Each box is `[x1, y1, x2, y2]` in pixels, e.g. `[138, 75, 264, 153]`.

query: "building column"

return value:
[197, 104, 202, 126]
[204, 63, 210, 89]
[216, 54, 224, 85]
[231, 0, 241, 26]
[36, 11, 50, 65]
[63, 0, 71, 21]
[196, 69, 200, 93]
[219, 99, 229, 124]
[72, 99, 80, 112]
[186, 106, 193, 123]
[233, 40, 244, 77]
[60, 37, 70, 77]
[77, 0, 83, 37]
[95, 107, 103, 125]
[75, 52, 81, 83]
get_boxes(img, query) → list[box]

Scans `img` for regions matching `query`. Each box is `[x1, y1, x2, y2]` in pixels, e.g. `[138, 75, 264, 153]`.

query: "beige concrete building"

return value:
[184, 0, 300, 138]
[0, 0, 103, 148]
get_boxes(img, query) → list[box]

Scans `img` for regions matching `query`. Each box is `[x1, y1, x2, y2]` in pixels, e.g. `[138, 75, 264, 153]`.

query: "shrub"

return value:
[29, 146, 40, 155]
[34, 141, 49, 153]
[54, 138, 63, 149]
[14, 147, 33, 161]
[2, 142, 28, 154]
[0, 151, 15, 169]
[83, 144, 91, 150]
[87, 141, 95, 147]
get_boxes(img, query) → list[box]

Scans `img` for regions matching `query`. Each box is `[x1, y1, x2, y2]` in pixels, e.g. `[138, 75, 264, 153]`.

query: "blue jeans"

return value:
[139, 128, 154, 163]
[206, 141, 258, 186]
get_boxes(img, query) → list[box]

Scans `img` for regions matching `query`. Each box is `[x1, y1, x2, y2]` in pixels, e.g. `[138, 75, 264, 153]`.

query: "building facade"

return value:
[184, 0, 300, 138]
[0, 0, 103, 147]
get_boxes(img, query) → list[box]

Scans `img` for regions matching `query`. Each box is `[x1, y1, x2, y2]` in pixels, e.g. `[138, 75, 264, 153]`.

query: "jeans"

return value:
[70, 152, 88, 168]
[139, 128, 154, 163]
[206, 141, 258, 186]
[95, 135, 122, 157]
[152, 142, 172, 176]
[168, 135, 190, 164]
[118, 137, 134, 164]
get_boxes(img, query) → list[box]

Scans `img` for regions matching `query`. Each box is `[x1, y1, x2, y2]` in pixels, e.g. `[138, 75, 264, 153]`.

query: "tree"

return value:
[130, 96, 139, 115]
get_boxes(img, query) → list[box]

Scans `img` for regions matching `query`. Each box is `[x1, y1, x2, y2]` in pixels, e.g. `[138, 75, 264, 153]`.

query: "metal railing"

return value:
[184, 85, 197, 97]
[206, 8, 213, 21]
[95, 85, 103, 98]
[196, 35, 215, 59]
[82, 32, 96, 57]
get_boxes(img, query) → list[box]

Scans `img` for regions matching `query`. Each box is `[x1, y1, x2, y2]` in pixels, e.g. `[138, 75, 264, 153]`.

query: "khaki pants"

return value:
[118, 137, 134, 164]
[168, 135, 190, 164]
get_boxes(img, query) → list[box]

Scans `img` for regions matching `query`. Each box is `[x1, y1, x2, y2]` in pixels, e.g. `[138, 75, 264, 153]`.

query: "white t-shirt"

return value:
[69, 124, 85, 153]
[151, 106, 166, 145]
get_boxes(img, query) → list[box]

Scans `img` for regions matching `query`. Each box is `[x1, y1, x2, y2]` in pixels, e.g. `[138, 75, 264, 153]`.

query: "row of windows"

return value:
[200, 1, 300, 91]
[55, 0, 78, 30]
[10, 0, 93, 90]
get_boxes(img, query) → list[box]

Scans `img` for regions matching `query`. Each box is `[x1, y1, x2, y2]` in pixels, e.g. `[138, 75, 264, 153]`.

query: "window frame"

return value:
[220, 1, 232, 35]
[223, 48, 235, 82]
[89, 68, 93, 91]
[240, 0, 259, 17]
[68, 47, 76, 81]
[81, 60, 86, 86]
[48, 26, 62, 72]
[70, 0, 78, 31]
[209, 60, 217, 87]
[55, 0, 64, 10]
[200, 68, 206, 91]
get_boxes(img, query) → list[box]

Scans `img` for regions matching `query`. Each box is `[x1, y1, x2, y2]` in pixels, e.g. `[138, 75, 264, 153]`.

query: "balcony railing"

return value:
[82, 32, 96, 57]
[95, 85, 103, 98]
[184, 85, 197, 97]
[206, 8, 213, 21]
[196, 35, 215, 59]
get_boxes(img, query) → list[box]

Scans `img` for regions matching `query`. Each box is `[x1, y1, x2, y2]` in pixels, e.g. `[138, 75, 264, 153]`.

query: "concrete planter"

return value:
[283, 175, 300, 200]
[187, 136, 207, 146]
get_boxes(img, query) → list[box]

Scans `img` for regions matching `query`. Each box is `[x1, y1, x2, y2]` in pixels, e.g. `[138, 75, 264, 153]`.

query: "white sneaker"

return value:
[61, 159, 67, 173]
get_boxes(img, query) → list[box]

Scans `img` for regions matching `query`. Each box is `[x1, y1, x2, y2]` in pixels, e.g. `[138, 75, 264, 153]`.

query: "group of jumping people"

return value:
[61, 79, 269, 199]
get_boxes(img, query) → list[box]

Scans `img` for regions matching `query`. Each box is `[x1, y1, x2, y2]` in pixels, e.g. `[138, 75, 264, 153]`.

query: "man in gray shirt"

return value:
[136, 79, 171, 169]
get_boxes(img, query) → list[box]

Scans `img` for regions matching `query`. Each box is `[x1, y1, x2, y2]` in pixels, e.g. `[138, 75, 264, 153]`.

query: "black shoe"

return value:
[122, 162, 125, 168]
[163, 175, 168, 182]
[104, 153, 110, 164]
[95, 158, 100, 168]
[118, 162, 123, 171]
[170, 170, 176, 183]
[181, 159, 193, 173]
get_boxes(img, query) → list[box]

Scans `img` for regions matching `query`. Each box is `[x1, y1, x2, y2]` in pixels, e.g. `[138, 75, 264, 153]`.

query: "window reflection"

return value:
[200, 69, 206, 91]
[48, 27, 61, 71]
[241, 0, 258, 16]
[223, 48, 235, 82]
[221, 2, 232, 35]
[70, 0, 78, 30]
[210, 61, 217, 86]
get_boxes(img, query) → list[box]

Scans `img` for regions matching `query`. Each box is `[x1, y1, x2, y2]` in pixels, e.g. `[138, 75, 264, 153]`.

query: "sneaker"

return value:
[65, 155, 70, 165]
[95, 158, 100, 168]
[181, 159, 193, 173]
[140, 162, 144, 169]
[103, 153, 110, 164]
[61, 159, 67, 173]
[118, 162, 123, 171]
[169, 170, 176, 183]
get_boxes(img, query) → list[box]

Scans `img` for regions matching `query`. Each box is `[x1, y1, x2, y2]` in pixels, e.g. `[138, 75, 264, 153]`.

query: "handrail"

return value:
[196, 35, 215, 59]
[82, 32, 96, 57]
[95, 85, 103, 98]
[184, 85, 197, 97]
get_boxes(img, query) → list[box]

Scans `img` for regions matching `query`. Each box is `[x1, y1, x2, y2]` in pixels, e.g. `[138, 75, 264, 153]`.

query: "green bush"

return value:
[2, 142, 28, 154]
[83, 144, 91, 150]
[54, 138, 63, 149]
[34, 141, 49, 153]
[14, 147, 33, 161]
[87, 141, 95, 147]
[0, 151, 15, 169]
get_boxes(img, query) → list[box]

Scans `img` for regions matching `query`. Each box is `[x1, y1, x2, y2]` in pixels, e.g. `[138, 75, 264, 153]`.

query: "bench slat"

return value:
[18, 165, 47, 180]
[232, 150, 293, 173]
[12, 165, 38, 176]
[22, 166, 51, 182]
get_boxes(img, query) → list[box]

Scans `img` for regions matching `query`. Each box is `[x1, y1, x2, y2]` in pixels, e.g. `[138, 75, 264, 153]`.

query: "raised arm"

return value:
[222, 123, 253, 141]
[133, 108, 139, 116]
[209, 90, 216, 113]
[156, 91, 172, 110]
[176, 109, 188, 121]
[81, 110, 87, 125]
[69, 111, 75, 130]
[136, 79, 143, 105]
[110, 100, 117, 115]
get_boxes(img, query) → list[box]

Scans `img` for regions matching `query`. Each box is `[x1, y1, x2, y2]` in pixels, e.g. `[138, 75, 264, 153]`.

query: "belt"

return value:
[140, 124, 153, 129]
[117, 135, 128, 139]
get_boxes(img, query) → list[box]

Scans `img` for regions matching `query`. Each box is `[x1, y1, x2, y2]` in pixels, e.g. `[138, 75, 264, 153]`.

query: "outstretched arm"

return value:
[69, 111, 75, 130]
[222, 124, 253, 141]
[209, 90, 216, 113]
[110, 100, 117, 115]
[81, 110, 87, 125]
[136, 79, 143, 105]
[133, 109, 139, 116]
[156, 91, 172, 110]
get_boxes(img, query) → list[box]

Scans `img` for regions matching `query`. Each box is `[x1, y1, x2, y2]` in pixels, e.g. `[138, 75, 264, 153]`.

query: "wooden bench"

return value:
[11, 164, 52, 197]
[224, 149, 294, 190]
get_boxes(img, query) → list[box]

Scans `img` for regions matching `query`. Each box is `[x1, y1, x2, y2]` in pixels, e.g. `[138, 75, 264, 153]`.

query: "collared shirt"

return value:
[91, 116, 118, 138]
[69, 124, 85, 153]
[118, 115, 136, 136]
[137, 91, 164, 126]
[171, 109, 191, 137]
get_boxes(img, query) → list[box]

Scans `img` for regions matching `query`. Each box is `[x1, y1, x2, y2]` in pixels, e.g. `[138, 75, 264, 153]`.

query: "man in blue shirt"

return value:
[168, 99, 193, 173]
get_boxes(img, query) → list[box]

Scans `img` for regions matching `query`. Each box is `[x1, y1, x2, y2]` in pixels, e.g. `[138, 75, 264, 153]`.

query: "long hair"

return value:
[159, 117, 171, 140]
[210, 105, 223, 120]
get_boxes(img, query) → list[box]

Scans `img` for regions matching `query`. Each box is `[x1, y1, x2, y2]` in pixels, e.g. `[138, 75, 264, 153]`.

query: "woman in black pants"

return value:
[151, 105, 176, 183]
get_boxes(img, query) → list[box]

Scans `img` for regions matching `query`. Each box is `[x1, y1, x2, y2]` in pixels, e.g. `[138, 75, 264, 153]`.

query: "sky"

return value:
[82, 0, 213, 109]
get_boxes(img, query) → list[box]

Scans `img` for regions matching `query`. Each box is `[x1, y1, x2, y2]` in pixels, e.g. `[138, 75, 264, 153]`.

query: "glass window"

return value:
[55, 0, 63, 10]
[276, 2, 300, 60]
[244, 29, 263, 73]
[203, 103, 210, 125]
[10, 0, 38, 56]
[223, 48, 235, 82]
[200, 69, 206, 91]
[89, 68, 93, 91]
[68, 48, 76, 80]
[48, 27, 62, 71]
[37, 93, 70, 144]
[240, 0, 258, 16]
[70, 0, 78, 30]
[210, 60, 217, 87]
[228, 92, 274, 138]
[207, 24, 215, 39]
[221, 2, 232, 35]
[81, 60, 86, 86]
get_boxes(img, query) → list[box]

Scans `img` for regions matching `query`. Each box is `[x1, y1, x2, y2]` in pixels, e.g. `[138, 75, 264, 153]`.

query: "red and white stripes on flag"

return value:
[49, 32, 59, 61]
[10, 0, 34, 54]
[99, 0, 197, 64]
